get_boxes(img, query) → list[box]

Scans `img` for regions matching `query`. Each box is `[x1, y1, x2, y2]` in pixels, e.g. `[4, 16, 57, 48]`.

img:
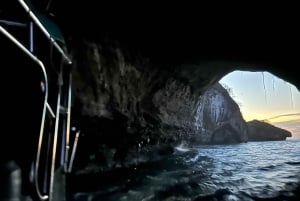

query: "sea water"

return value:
[69, 139, 300, 201]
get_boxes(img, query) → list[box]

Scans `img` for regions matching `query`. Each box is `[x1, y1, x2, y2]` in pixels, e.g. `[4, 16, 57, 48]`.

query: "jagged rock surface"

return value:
[153, 80, 248, 144]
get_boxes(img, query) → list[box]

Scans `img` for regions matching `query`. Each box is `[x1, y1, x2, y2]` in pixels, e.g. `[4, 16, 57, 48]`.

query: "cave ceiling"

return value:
[1, 1, 299, 90]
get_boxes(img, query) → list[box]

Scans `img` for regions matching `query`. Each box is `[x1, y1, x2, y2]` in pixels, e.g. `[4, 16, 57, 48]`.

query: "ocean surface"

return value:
[69, 139, 300, 201]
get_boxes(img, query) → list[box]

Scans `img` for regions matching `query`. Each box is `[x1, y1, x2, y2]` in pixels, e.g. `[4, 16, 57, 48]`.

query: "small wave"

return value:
[286, 161, 300, 165]
[194, 189, 237, 201]
[194, 187, 300, 201]
[175, 146, 190, 152]
[258, 164, 277, 171]
[175, 143, 190, 152]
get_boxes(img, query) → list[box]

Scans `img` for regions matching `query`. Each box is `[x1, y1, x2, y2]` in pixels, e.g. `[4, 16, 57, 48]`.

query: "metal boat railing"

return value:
[0, 1, 80, 200]
[0, 25, 50, 200]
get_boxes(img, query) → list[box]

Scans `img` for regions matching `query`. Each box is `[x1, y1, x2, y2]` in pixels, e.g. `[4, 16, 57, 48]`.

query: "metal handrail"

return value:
[0, 19, 27, 27]
[18, 0, 72, 65]
[1, 2, 75, 199]
[46, 102, 56, 118]
[0, 25, 49, 200]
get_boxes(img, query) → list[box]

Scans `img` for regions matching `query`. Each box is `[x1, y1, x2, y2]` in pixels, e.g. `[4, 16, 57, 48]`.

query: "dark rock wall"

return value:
[70, 39, 248, 171]
[71, 40, 173, 170]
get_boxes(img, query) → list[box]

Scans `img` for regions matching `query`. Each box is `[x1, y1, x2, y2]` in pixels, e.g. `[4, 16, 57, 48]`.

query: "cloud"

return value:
[264, 113, 300, 121]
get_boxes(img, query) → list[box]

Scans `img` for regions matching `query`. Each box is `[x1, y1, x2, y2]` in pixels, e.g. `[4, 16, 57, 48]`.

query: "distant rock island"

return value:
[247, 120, 292, 141]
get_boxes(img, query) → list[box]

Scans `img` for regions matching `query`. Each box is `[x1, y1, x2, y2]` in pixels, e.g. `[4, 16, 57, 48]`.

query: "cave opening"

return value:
[219, 70, 300, 140]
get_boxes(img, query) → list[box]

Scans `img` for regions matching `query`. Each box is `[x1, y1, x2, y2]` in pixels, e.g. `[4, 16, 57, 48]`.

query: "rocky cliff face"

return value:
[153, 80, 248, 144]
[70, 40, 248, 171]
[247, 120, 292, 141]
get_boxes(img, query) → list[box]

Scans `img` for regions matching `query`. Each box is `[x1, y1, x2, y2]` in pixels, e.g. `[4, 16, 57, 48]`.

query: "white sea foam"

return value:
[175, 143, 190, 152]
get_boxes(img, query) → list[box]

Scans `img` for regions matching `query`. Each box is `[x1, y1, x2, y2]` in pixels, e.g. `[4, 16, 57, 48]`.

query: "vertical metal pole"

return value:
[68, 131, 80, 173]
[43, 128, 53, 193]
[60, 116, 66, 166]
[64, 72, 72, 172]
[48, 68, 63, 201]
[29, 22, 33, 52]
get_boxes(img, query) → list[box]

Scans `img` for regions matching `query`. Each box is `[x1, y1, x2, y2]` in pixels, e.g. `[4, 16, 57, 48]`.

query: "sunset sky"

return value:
[219, 71, 300, 138]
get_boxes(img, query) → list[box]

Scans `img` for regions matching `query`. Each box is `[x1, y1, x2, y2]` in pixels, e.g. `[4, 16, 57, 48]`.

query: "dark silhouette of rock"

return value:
[247, 120, 292, 141]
